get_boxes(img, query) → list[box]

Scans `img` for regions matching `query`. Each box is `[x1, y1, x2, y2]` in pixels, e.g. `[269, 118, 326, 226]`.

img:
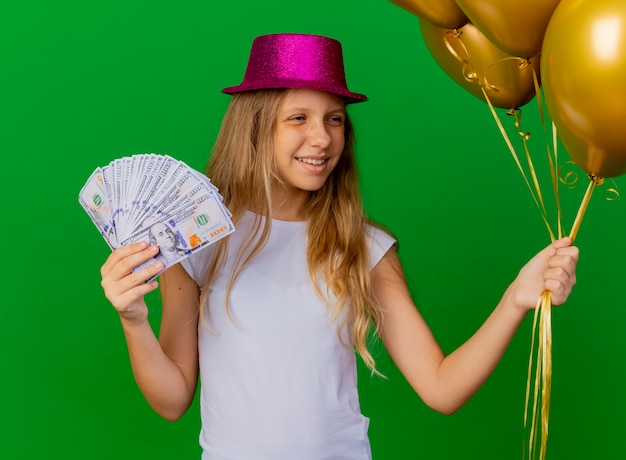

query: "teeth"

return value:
[298, 158, 325, 165]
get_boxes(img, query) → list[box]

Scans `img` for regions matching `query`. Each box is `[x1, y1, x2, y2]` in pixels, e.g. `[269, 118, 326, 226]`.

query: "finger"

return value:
[101, 241, 150, 277]
[113, 279, 160, 310]
[102, 261, 164, 310]
[558, 246, 580, 264]
[549, 260, 577, 282]
[548, 247, 579, 277]
[550, 253, 577, 276]
[533, 237, 572, 261]
[544, 278, 571, 305]
[543, 266, 577, 305]
[544, 265, 576, 285]
[551, 236, 573, 250]
[103, 258, 164, 298]
[123, 260, 165, 289]
[104, 245, 160, 282]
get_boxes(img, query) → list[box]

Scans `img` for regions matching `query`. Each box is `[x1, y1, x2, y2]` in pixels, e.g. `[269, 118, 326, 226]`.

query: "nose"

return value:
[308, 119, 331, 148]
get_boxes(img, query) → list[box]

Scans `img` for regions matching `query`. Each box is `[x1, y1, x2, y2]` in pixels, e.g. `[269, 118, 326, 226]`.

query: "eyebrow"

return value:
[281, 106, 346, 114]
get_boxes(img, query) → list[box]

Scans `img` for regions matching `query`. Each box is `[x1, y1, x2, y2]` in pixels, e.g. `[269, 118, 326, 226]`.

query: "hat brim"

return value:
[221, 80, 368, 104]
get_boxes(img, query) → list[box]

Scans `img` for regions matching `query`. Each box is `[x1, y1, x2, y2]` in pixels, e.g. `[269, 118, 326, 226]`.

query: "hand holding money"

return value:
[100, 242, 163, 322]
[79, 153, 235, 280]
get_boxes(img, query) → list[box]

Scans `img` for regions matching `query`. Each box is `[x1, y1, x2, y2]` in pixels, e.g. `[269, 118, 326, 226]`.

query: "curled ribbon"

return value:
[443, 28, 479, 85]
[558, 161, 580, 189]
[604, 184, 620, 201]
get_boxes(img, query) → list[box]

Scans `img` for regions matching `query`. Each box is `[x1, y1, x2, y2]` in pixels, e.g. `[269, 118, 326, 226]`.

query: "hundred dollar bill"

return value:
[78, 167, 117, 247]
[120, 189, 235, 278]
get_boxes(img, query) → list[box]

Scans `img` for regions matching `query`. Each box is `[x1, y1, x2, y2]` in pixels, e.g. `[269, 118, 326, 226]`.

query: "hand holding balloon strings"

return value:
[392, 1, 626, 459]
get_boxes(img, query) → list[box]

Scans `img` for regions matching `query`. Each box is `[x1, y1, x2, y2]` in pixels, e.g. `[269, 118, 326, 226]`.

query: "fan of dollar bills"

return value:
[79, 153, 235, 276]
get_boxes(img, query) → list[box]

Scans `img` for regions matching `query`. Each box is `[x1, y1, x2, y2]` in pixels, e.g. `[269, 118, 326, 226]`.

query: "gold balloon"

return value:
[541, 0, 626, 178]
[390, 0, 468, 29]
[420, 20, 540, 109]
[455, 0, 561, 58]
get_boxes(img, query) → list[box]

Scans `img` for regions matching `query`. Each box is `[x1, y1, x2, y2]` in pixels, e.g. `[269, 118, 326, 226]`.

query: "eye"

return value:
[289, 114, 306, 121]
[327, 115, 345, 125]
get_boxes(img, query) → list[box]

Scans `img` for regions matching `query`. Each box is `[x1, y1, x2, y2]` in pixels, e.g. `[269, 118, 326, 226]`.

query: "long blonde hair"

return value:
[201, 89, 384, 372]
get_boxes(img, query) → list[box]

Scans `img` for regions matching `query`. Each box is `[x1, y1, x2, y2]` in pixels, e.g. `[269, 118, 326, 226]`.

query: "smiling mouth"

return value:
[296, 157, 327, 165]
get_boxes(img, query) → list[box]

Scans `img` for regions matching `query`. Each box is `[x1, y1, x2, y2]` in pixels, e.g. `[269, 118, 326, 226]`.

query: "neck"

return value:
[271, 183, 308, 221]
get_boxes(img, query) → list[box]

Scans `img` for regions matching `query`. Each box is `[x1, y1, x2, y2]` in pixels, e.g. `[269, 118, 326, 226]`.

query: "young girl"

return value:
[100, 33, 579, 459]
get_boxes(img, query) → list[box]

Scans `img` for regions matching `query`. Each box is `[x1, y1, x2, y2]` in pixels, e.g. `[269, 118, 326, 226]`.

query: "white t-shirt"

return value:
[181, 211, 396, 460]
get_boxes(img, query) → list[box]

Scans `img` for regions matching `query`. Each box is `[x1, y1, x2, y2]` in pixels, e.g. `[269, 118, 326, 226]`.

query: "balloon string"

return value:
[570, 175, 601, 242]
[479, 86, 556, 240]
[540, 291, 552, 460]
[524, 290, 552, 460]
[539, 291, 552, 460]
[506, 107, 553, 241]
[549, 121, 564, 240]
[523, 296, 541, 459]
[524, 174, 600, 460]
[531, 65, 564, 240]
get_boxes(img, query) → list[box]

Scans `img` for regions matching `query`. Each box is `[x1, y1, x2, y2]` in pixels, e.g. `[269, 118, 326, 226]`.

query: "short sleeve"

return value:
[179, 244, 216, 287]
[365, 224, 397, 270]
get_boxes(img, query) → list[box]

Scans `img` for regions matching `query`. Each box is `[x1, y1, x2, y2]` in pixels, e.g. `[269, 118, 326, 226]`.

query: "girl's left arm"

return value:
[374, 237, 578, 415]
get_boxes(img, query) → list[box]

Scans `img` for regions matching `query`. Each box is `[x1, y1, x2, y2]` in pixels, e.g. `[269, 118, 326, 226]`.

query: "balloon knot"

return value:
[589, 174, 604, 185]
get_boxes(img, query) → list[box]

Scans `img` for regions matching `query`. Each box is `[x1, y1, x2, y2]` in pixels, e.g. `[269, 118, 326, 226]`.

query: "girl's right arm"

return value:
[100, 241, 200, 421]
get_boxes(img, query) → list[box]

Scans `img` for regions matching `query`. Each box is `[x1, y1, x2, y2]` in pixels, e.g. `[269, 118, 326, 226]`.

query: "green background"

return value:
[3, 0, 626, 459]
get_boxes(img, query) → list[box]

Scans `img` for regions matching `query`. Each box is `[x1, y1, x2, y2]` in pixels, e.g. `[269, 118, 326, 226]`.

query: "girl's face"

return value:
[273, 88, 346, 198]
